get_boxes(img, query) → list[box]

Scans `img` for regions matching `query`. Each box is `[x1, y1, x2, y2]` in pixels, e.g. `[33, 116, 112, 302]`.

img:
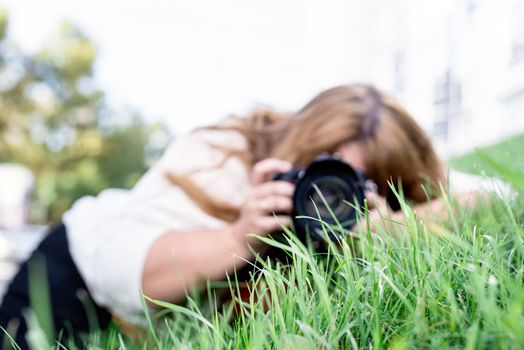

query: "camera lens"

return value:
[291, 157, 366, 243]
[304, 176, 352, 220]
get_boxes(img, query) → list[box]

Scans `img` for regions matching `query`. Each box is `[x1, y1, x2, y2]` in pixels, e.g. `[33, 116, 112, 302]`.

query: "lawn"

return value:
[28, 135, 524, 349]
[450, 133, 524, 176]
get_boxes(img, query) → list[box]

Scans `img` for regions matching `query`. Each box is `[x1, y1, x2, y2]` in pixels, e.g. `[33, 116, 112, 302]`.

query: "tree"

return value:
[0, 9, 170, 222]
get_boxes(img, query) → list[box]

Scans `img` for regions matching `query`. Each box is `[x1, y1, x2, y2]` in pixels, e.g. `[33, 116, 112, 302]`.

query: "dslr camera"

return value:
[272, 155, 368, 245]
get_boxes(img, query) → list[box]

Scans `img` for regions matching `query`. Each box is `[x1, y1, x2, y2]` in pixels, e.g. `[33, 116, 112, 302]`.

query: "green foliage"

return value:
[0, 10, 169, 222]
[0, 9, 7, 43]
[56, 139, 523, 349]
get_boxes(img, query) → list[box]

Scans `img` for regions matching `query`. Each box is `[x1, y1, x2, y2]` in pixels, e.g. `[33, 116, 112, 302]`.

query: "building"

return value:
[345, 0, 524, 157]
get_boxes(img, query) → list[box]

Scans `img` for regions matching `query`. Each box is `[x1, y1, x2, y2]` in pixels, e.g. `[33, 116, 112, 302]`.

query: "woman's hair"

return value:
[167, 84, 445, 222]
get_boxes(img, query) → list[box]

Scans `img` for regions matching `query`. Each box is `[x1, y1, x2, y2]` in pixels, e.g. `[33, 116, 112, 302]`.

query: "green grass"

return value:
[450, 133, 524, 176]
[72, 198, 524, 350]
[26, 135, 524, 349]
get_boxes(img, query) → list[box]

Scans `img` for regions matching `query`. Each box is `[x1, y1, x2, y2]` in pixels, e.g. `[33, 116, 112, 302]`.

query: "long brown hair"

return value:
[167, 84, 445, 222]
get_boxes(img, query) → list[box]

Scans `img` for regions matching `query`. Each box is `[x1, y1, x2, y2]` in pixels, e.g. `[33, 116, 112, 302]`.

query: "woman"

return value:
[1, 84, 476, 348]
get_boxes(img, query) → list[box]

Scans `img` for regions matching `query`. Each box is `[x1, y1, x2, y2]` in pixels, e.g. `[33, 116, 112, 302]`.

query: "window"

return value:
[393, 50, 406, 95]
[433, 70, 462, 139]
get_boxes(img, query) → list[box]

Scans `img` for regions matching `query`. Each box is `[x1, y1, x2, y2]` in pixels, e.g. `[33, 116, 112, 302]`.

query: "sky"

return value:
[3, 0, 365, 134]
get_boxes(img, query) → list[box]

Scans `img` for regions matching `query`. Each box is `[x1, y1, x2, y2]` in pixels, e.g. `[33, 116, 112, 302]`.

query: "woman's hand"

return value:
[231, 158, 295, 246]
[365, 190, 392, 221]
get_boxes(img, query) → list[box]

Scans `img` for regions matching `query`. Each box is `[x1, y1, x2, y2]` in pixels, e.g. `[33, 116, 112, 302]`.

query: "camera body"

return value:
[272, 155, 367, 244]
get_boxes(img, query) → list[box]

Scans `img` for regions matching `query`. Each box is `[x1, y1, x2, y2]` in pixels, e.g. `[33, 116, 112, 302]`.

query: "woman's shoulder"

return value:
[138, 126, 250, 206]
[157, 126, 247, 173]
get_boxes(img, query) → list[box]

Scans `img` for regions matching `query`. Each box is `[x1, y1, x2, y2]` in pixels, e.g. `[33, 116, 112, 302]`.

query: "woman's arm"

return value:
[411, 191, 487, 220]
[142, 158, 294, 303]
[358, 189, 490, 234]
[142, 225, 251, 302]
[393, 168, 512, 225]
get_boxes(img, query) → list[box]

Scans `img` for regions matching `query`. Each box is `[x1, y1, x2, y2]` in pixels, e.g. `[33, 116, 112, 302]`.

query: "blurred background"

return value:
[0, 0, 523, 285]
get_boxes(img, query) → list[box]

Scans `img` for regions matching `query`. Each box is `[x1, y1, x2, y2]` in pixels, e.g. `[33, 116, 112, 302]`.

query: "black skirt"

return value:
[0, 224, 111, 349]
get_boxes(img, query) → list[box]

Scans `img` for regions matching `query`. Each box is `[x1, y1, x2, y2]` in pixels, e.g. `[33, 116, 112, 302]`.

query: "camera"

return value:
[272, 155, 367, 244]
